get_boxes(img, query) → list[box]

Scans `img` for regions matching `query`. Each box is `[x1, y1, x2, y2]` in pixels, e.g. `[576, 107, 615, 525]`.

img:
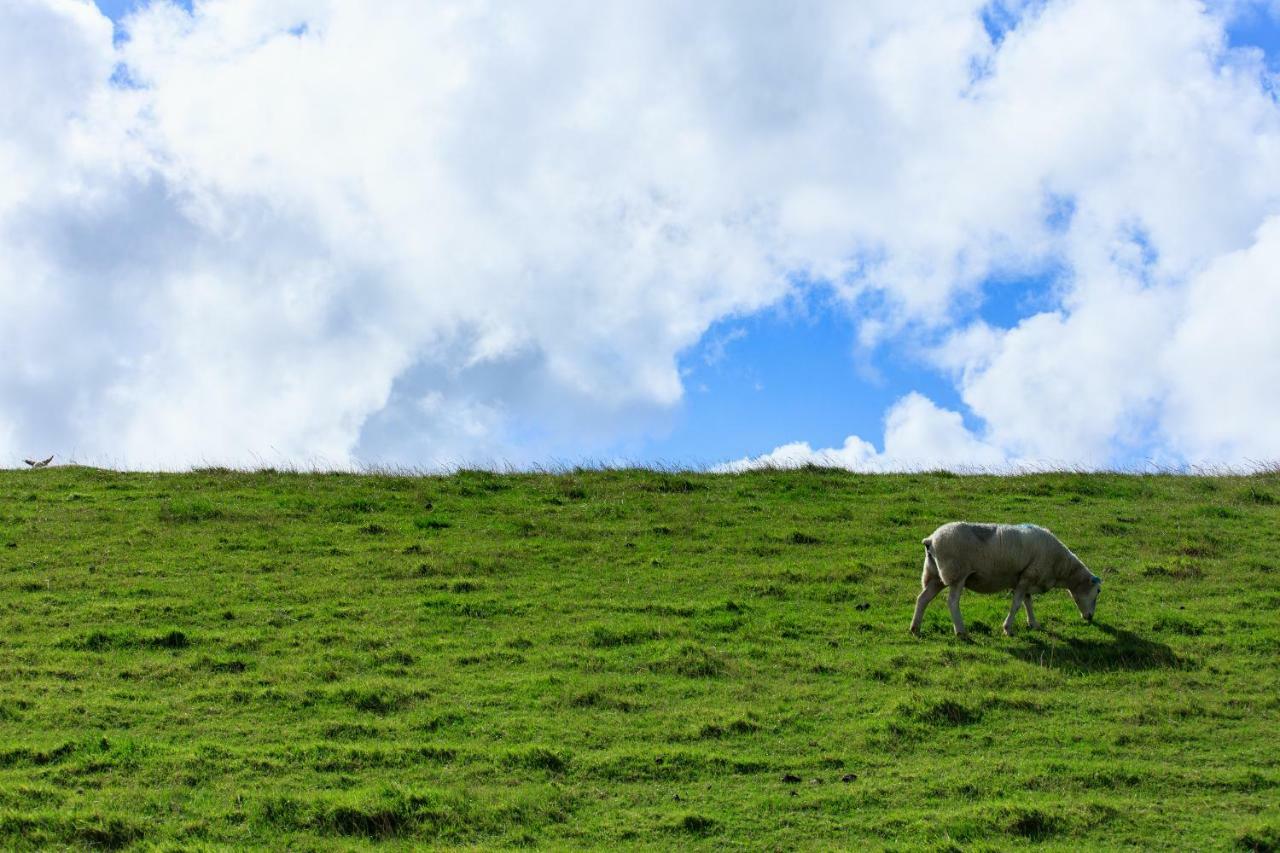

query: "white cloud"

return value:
[1, 0, 1279, 467]
[941, 283, 1178, 464]
[932, 214, 1280, 469]
[880, 393, 1009, 468]
[717, 393, 1007, 472]
[715, 437, 879, 473]
[1162, 216, 1280, 461]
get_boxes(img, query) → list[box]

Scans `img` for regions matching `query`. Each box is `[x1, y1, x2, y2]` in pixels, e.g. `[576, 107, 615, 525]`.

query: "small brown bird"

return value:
[23, 455, 53, 469]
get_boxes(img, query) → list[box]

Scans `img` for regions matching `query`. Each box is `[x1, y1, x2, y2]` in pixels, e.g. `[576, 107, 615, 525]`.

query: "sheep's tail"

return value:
[921, 537, 940, 579]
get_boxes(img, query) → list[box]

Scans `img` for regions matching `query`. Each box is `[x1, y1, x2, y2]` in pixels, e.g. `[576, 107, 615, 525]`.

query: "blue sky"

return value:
[92, 0, 138, 18]
[3, 1, 1279, 470]
[94, 0, 186, 21]
[1226, 2, 1280, 65]
[658, 291, 965, 465]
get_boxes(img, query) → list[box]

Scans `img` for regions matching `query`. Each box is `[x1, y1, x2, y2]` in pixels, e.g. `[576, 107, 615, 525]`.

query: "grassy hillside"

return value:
[0, 466, 1278, 850]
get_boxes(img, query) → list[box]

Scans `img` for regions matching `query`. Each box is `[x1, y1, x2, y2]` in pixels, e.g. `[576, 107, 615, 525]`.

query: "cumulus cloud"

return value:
[1, 0, 1279, 468]
[1162, 216, 1280, 461]
[717, 0, 1280, 471]
[715, 437, 880, 474]
[930, 212, 1280, 469]
[717, 393, 1008, 472]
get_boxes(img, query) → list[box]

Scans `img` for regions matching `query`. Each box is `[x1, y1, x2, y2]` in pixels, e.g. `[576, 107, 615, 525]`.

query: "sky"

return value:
[2, 0, 1280, 471]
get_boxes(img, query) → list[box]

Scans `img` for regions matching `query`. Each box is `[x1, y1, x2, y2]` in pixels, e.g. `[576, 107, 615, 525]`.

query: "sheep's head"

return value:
[1070, 574, 1102, 622]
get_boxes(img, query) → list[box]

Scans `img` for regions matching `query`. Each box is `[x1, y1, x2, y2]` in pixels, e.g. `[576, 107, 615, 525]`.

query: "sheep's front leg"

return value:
[947, 579, 968, 638]
[1023, 594, 1041, 630]
[1003, 588, 1026, 636]
[910, 577, 944, 636]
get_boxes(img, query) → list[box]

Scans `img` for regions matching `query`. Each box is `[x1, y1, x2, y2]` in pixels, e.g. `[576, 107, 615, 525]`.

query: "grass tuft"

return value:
[1004, 806, 1060, 840]
[159, 498, 224, 522]
[651, 644, 729, 678]
[673, 813, 719, 835]
[504, 747, 570, 773]
[586, 624, 661, 648]
[1237, 824, 1280, 852]
[907, 698, 982, 727]
[150, 629, 191, 649]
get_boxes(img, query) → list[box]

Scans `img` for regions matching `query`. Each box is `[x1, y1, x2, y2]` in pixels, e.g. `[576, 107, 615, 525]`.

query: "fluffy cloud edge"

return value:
[714, 393, 1014, 473]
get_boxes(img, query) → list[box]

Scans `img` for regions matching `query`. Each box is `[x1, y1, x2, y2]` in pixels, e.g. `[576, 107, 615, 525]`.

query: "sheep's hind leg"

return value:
[1024, 594, 1041, 630]
[1003, 588, 1026, 636]
[910, 577, 944, 636]
[947, 579, 969, 638]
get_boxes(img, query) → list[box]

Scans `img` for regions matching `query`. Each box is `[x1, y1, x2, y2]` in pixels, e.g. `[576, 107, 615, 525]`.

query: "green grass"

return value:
[1, 466, 1278, 849]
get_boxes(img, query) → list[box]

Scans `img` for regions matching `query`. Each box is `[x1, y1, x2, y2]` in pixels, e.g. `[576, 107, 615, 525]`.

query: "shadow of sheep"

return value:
[1006, 624, 1189, 673]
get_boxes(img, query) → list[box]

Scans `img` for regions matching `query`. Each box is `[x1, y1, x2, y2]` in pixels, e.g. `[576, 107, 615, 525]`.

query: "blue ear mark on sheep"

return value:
[1091, 575, 1101, 585]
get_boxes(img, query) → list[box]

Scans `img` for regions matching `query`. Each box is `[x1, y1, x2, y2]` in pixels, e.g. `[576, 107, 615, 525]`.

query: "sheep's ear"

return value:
[1091, 575, 1101, 585]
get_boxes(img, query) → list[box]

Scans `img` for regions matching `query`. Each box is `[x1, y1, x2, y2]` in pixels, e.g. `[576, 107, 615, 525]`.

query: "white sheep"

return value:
[909, 522, 1101, 638]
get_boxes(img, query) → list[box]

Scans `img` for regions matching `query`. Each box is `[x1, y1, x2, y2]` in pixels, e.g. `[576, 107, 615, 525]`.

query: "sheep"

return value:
[909, 522, 1102, 638]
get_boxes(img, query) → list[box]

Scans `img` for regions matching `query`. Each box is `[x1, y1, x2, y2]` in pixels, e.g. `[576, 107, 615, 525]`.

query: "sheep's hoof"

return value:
[1028, 622, 1043, 631]
[908, 627, 921, 637]
[955, 631, 970, 641]
[1002, 625, 1015, 637]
